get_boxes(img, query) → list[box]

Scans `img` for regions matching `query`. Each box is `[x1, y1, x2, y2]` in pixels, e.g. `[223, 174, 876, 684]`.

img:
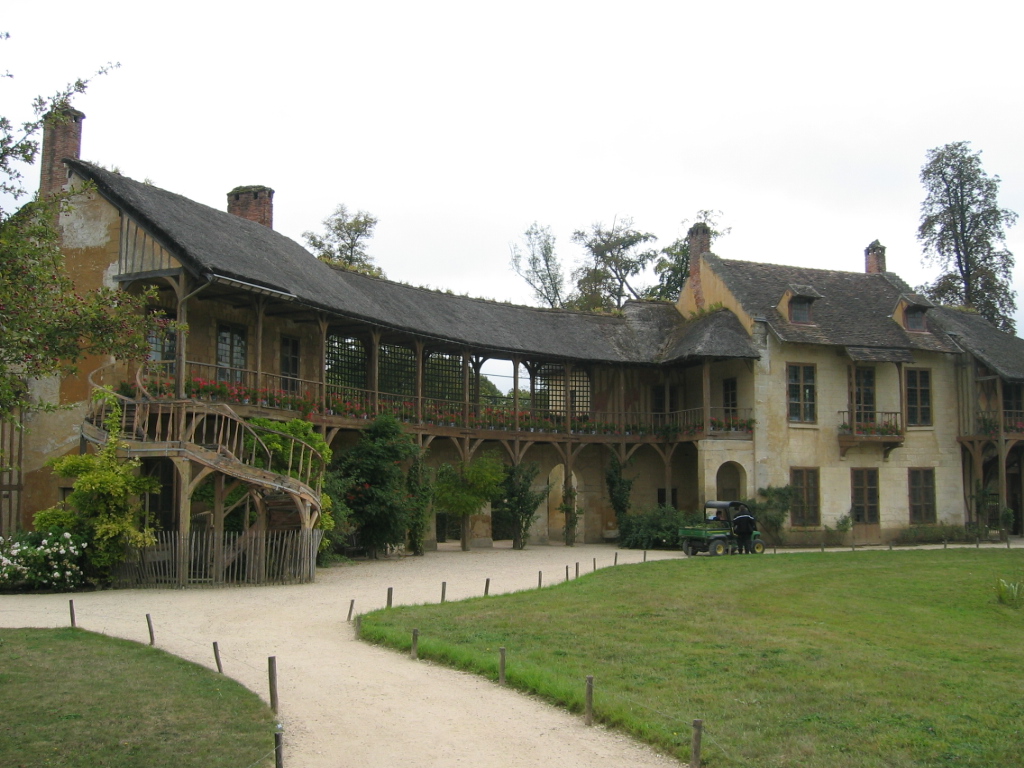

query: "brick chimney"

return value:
[865, 240, 886, 274]
[227, 185, 274, 228]
[39, 108, 85, 200]
[687, 222, 711, 309]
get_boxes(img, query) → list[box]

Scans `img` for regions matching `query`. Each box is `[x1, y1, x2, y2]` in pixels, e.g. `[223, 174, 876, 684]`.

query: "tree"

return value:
[501, 462, 547, 550]
[334, 415, 418, 558]
[568, 218, 657, 311]
[644, 210, 730, 301]
[0, 54, 156, 423]
[917, 141, 1018, 332]
[303, 204, 384, 277]
[604, 454, 634, 527]
[434, 452, 505, 551]
[509, 222, 565, 308]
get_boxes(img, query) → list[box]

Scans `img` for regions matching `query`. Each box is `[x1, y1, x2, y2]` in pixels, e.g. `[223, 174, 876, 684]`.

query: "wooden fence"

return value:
[113, 529, 323, 588]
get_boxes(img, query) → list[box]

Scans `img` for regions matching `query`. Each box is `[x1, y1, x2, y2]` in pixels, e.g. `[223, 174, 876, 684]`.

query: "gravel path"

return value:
[1, 543, 688, 768]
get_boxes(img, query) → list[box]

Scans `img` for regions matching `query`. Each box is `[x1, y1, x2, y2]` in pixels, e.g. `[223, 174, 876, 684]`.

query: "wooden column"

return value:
[318, 314, 328, 414]
[254, 297, 267, 392]
[369, 331, 381, 415]
[512, 357, 521, 431]
[414, 341, 425, 423]
[564, 362, 573, 433]
[212, 474, 225, 585]
[462, 351, 471, 428]
[702, 359, 711, 434]
[172, 457, 192, 587]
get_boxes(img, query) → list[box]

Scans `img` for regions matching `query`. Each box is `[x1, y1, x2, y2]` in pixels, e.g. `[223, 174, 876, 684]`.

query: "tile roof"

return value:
[930, 307, 1024, 381]
[707, 254, 962, 356]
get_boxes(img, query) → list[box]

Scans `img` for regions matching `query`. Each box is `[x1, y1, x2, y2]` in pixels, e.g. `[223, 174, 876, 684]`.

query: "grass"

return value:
[360, 549, 1024, 767]
[0, 628, 276, 768]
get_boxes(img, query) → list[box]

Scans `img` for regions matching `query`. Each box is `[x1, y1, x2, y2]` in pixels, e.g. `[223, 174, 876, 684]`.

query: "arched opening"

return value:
[715, 461, 746, 501]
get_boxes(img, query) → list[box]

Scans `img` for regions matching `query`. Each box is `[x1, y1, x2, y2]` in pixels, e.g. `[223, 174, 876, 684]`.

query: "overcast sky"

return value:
[6, 0, 1024, 365]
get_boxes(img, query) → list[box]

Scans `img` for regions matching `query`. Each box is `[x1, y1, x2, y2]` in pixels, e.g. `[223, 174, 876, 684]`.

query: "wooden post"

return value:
[643, 550, 647, 562]
[585, 675, 594, 726]
[69, 599, 76, 628]
[387, 586, 393, 607]
[538, 570, 543, 588]
[213, 642, 223, 674]
[614, 552, 618, 566]
[691, 719, 703, 767]
[146, 614, 155, 646]
[943, 539, 947, 549]
[347, 599, 355, 622]
[274, 728, 284, 768]
[268, 656, 279, 714]
[565, 565, 569, 582]
[441, 581, 447, 603]
[411, 629, 419, 660]
[593, 558, 596, 572]
[499, 647, 506, 685]
[575, 562, 580, 578]
[485, 577, 490, 596]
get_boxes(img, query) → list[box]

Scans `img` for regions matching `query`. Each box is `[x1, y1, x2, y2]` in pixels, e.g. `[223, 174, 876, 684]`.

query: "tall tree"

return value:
[645, 210, 730, 301]
[568, 218, 657, 311]
[304, 204, 384, 277]
[509, 222, 565, 308]
[917, 142, 1018, 332]
[334, 415, 418, 558]
[501, 462, 547, 550]
[0, 52, 156, 422]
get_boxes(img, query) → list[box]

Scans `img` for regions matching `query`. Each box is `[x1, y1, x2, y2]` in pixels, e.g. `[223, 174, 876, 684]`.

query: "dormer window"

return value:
[790, 297, 813, 324]
[778, 284, 823, 326]
[905, 307, 926, 331]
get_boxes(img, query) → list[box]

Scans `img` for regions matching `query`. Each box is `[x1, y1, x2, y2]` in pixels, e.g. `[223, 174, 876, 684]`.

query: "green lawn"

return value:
[0, 628, 276, 768]
[360, 549, 1024, 767]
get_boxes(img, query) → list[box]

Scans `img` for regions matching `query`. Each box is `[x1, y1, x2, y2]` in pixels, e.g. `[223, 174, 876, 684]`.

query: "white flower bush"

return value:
[0, 531, 87, 591]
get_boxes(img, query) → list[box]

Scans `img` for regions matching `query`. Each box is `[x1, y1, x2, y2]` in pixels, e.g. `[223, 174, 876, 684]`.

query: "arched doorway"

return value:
[715, 461, 746, 501]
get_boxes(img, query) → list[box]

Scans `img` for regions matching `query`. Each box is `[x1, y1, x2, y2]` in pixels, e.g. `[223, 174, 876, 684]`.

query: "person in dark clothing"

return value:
[731, 505, 757, 554]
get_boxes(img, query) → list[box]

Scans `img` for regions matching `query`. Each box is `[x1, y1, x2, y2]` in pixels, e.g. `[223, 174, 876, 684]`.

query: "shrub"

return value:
[893, 523, 979, 545]
[619, 505, 688, 549]
[0, 531, 88, 591]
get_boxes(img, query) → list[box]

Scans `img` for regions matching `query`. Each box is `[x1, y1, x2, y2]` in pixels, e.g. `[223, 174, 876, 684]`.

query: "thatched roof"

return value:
[67, 161, 758, 366]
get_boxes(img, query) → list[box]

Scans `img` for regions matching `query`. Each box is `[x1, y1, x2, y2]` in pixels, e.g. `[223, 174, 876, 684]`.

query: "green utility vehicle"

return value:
[680, 500, 764, 556]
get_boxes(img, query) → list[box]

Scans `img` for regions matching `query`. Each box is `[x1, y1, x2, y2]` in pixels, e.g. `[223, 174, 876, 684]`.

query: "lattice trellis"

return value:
[326, 335, 368, 389]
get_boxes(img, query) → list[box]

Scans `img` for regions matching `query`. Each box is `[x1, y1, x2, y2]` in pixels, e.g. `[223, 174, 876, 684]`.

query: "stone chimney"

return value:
[865, 240, 886, 274]
[687, 222, 711, 309]
[39, 108, 85, 200]
[227, 185, 274, 228]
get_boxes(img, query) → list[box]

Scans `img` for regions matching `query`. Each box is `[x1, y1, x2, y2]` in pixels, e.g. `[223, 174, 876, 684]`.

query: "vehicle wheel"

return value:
[750, 540, 766, 555]
[708, 539, 727, 557]
[682, 540, 692, 557]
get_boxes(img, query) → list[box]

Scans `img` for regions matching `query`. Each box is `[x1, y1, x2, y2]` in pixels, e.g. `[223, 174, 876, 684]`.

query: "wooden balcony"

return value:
[969, 410, 1024, 439]
[837, 410, 904, 459]
[135, 361, 754, 444]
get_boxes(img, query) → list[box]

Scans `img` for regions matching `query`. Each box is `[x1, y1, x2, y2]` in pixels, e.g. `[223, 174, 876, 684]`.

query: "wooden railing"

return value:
[974, 410, 1024, 436]
[132, 360, 759, 441]
[89, 362, 325, 497]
